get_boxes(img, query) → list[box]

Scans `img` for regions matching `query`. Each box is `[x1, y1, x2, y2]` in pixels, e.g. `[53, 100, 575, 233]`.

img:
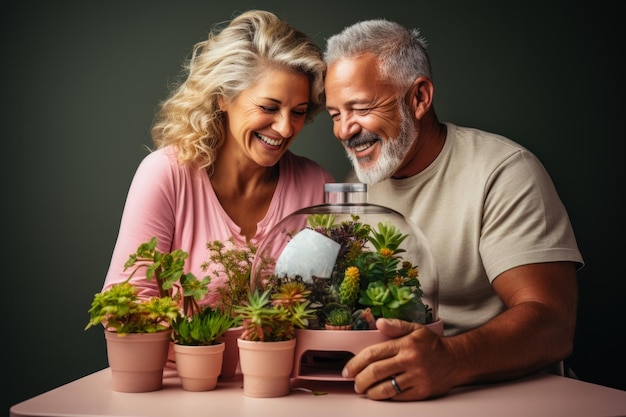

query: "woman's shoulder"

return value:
[138, 146, 178, 165]
[133, 146, 199, 185]
[136, 146, 199, 174]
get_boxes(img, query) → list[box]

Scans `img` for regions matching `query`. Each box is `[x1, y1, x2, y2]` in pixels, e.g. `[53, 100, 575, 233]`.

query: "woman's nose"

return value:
[272, 114, 294, 139]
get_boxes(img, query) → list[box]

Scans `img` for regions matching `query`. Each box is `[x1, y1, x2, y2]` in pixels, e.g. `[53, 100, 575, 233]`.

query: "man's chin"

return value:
[346, 152, 384, 184]
[353, 166, 383, 185]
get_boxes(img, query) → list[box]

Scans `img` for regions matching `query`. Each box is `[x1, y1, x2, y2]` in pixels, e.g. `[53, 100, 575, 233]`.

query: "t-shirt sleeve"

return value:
[480, 149, 584, 280]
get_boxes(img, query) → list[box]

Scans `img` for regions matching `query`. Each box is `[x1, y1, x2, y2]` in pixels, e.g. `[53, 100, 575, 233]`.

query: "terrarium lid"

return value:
[324, 182, 367, 204]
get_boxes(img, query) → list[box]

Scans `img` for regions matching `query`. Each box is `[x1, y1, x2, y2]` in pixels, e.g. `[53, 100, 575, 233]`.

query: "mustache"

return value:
[346, 131, 381, 148]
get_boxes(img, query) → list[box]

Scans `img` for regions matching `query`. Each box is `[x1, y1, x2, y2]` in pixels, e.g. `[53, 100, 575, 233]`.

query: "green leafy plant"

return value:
[202, 238, 259, 319]
[266, 214, 433, 329]
[85, 237, 237, 345]
[125, 237, 241, 346]
[84, 281, 180, 334]
[170, 307, 237, 346]
[84, 237, 186, 335]
[123, 237, 190, 299]
[234, 281, 315, 342]
[170, 265, 238, 346]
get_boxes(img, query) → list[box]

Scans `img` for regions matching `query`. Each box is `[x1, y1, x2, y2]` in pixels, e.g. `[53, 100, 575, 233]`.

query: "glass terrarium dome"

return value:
[250, 183, 439, 330]
[250, 183, 440, 381]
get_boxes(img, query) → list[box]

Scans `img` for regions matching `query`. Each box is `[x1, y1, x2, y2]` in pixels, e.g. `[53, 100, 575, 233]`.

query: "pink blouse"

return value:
[103, 146, 334, 305]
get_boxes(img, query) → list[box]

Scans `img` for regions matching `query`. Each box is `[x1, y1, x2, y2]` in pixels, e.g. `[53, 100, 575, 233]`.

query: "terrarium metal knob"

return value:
[324, 183, 367, 204]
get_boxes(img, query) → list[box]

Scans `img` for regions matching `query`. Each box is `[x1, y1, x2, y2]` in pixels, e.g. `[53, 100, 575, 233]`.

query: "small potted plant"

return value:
[171, 306, 236, 391]
[123, 237, 244, 390]
[170, 271, 238, 391]
[321, 303, 354, 330]
[84, 237, 182, 393]
[203, 238, 258, 318]
[201, 238, 259, 378]
[234, 281, 315, 397]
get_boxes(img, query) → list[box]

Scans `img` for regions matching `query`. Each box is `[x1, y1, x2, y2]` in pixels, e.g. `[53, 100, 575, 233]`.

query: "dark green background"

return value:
[4, 1, 623, 413]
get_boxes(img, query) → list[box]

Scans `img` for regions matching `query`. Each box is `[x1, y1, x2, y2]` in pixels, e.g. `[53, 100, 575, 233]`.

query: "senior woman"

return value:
[102, 10, 333, 308]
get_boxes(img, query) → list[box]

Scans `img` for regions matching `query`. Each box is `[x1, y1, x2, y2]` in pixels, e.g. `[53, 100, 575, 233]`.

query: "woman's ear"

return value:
[406, 77, 434, 119]
[217, 96, 227, 112]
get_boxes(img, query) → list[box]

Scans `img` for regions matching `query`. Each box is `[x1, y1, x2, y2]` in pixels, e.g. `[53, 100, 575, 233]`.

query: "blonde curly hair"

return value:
[151, 10, 326, 170]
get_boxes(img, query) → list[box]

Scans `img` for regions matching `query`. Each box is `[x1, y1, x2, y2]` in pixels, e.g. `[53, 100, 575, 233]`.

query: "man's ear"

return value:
[406, 77, 434, 119]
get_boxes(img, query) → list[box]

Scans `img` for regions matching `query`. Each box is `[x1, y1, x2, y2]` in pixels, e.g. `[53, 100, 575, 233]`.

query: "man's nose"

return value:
[335, 116, 360, 140]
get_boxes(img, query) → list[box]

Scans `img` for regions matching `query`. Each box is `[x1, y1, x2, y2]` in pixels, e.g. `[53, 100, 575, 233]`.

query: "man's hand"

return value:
[342, 262, 578, 401]
[341, 318, 459, 401]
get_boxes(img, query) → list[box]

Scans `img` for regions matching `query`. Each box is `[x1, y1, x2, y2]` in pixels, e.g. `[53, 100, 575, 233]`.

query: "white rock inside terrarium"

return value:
[274, 228, 340, 284]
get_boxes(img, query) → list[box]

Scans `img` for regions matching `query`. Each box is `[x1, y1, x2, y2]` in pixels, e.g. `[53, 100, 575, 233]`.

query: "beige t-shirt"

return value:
[361, 123, 584, 335]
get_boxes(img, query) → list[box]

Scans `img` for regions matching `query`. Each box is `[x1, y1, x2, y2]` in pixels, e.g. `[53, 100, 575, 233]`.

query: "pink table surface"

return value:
[11, 367, 626, 417]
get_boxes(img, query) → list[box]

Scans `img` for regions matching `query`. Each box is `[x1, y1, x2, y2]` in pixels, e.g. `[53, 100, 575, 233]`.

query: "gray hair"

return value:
[324, 19, 431, 90]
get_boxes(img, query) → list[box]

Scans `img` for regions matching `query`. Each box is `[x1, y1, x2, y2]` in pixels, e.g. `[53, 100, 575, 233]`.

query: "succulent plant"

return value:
[170, 307, 237, 346]
[339, 266, 360, 307]
[307, 215, 433, 328]
[235, 281, 315, 342]
[322, 303, 354, 327]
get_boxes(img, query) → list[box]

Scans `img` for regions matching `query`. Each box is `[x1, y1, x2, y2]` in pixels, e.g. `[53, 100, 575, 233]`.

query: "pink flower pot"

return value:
[173, 342, 224, 391]
[237, 338, 296, 397]
[104, 330, 170, 392]
[217, 326, 243, 379]
[293, 318, 444, 381]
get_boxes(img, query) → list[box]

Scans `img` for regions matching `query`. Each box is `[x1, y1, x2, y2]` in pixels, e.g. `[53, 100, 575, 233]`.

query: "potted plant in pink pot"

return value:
[234, 282, 315, 398]
[119, 237, 250, 390]
[170, 306, 236, 391]
[201, 238, 257, 379]
[84, 238, 183, 393]
[170, 269, 238, 391]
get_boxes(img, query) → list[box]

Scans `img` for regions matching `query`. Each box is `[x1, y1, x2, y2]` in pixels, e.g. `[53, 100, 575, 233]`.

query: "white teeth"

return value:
[355, 141, 374, 152]
[256, 133, 282, 147]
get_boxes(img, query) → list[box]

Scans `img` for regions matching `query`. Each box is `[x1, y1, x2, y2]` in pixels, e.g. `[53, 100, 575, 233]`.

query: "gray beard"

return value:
[350, 101, 417, 185]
